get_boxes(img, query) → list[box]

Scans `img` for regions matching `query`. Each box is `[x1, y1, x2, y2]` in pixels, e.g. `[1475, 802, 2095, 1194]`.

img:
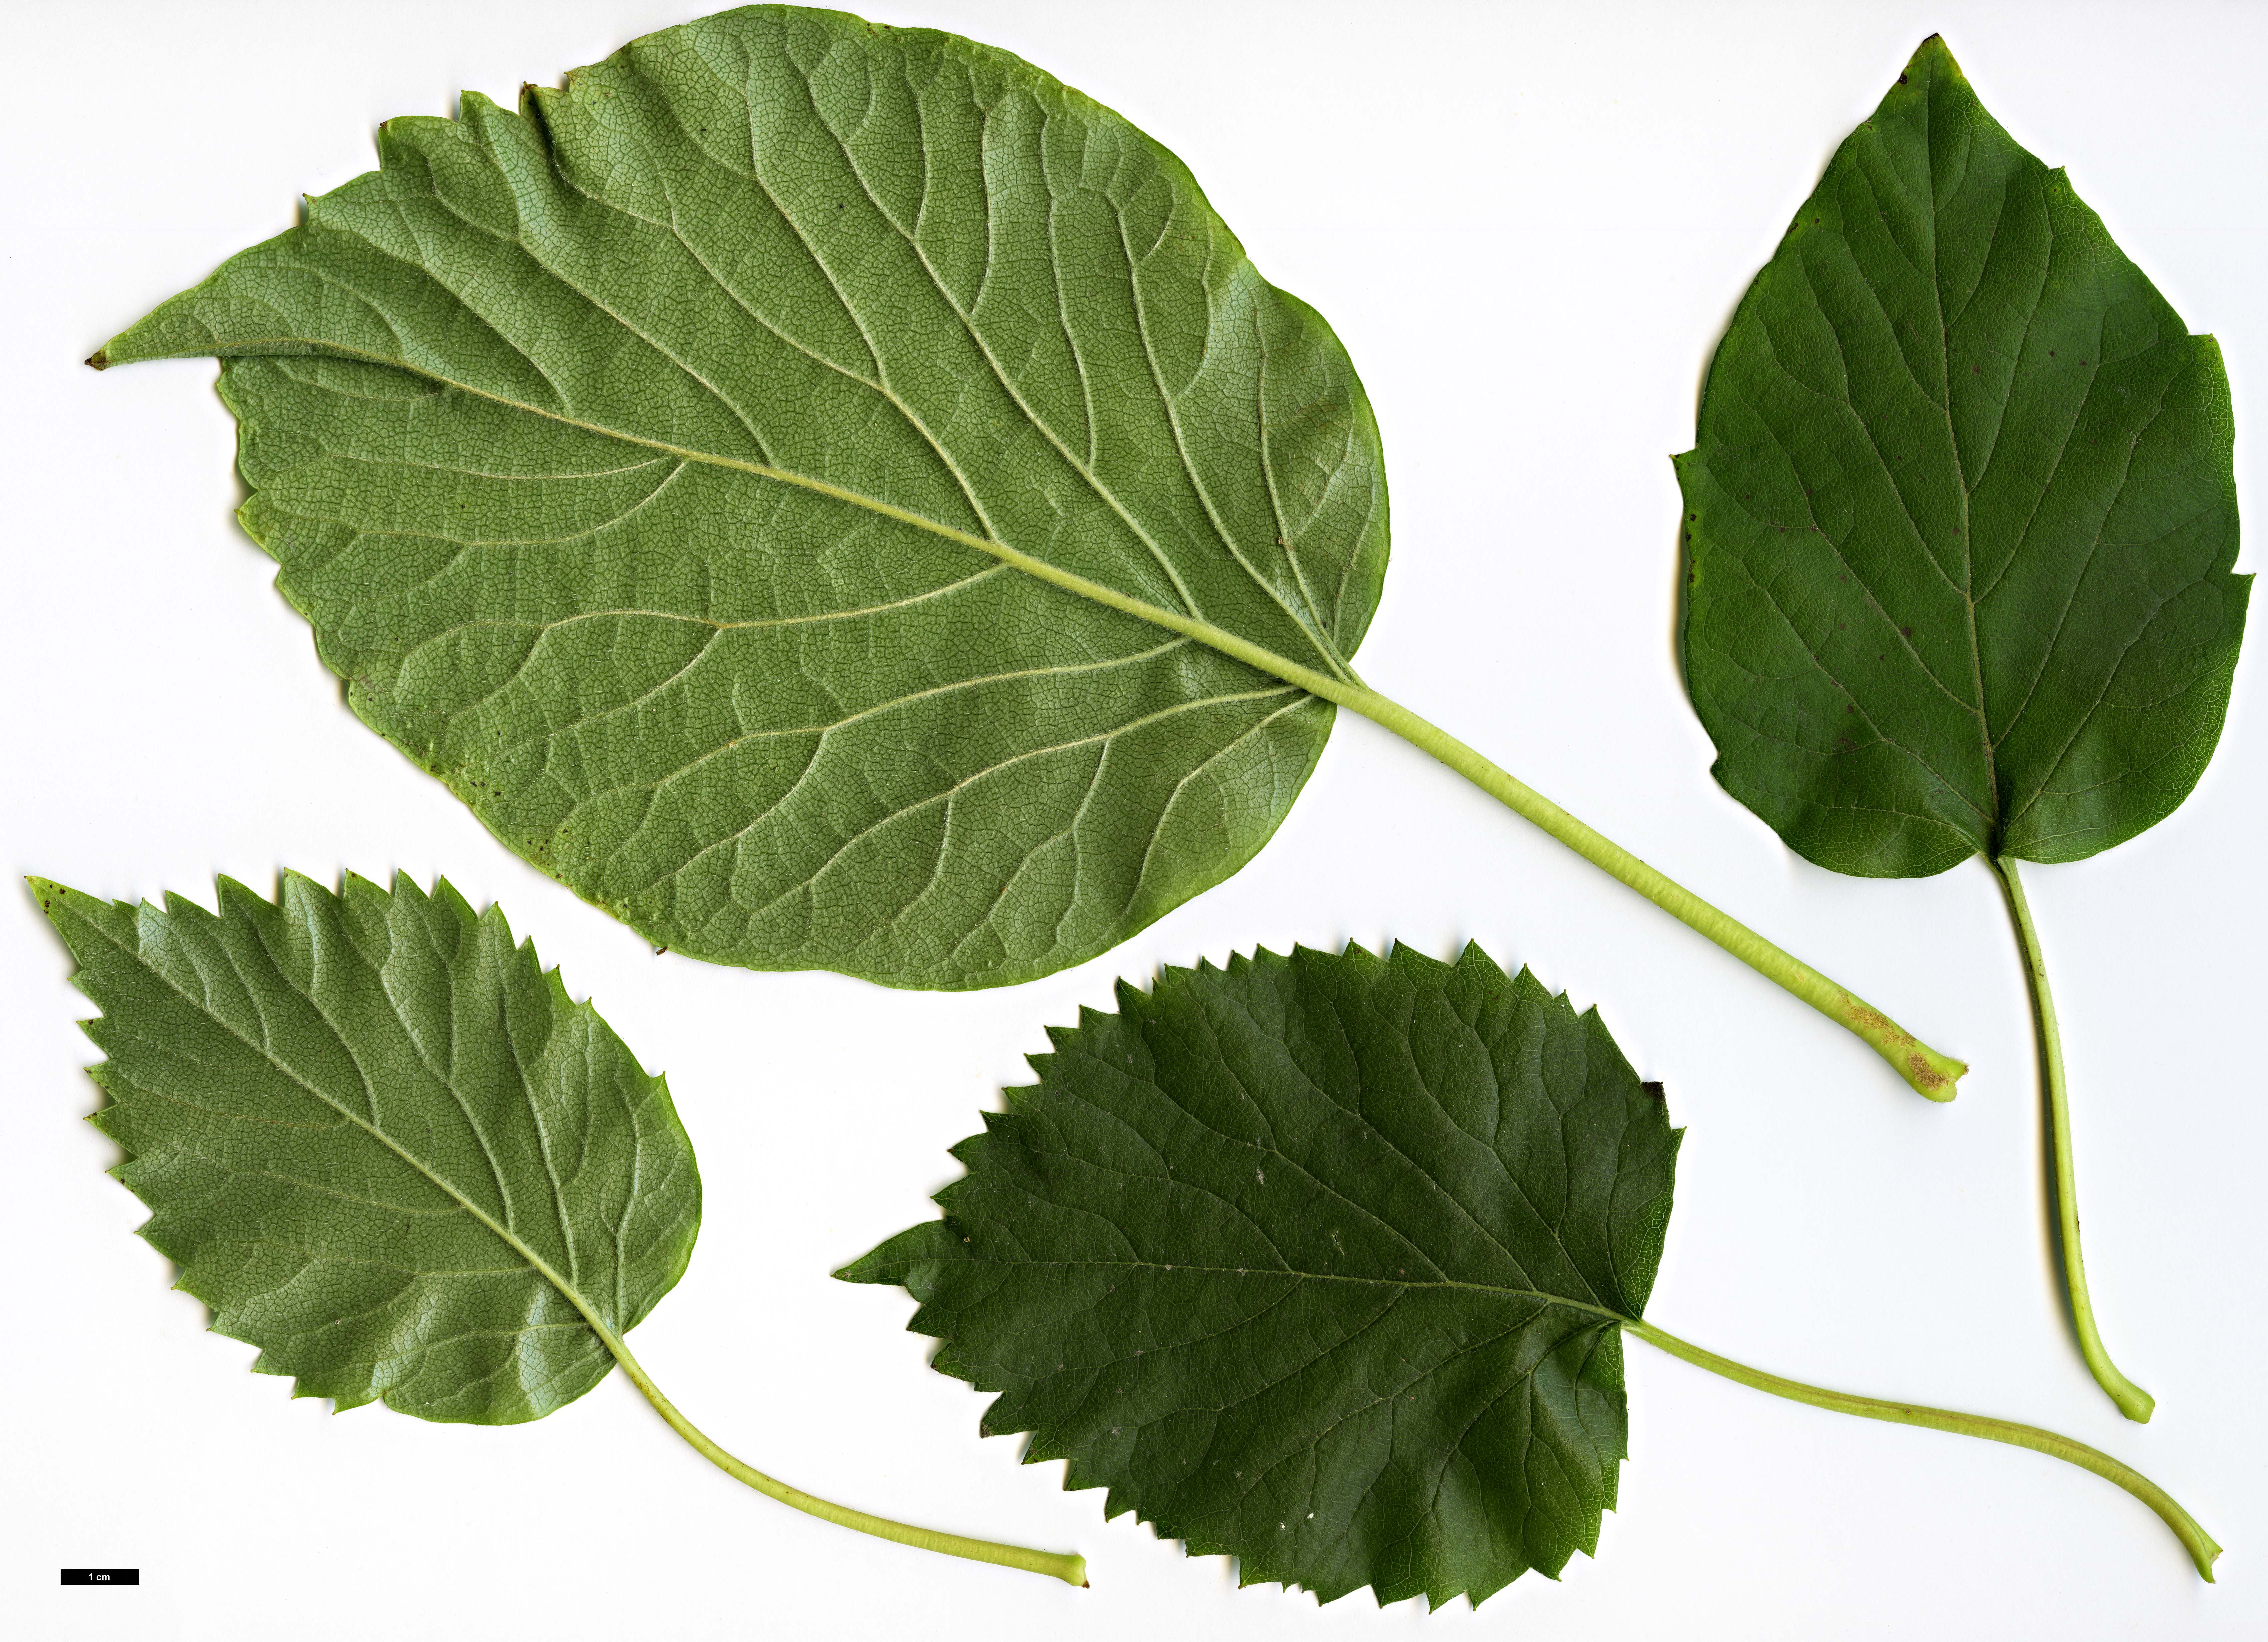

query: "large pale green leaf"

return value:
[841, 943, 1679, 1608]
[1676, 36, 2248, 876]
[94, 4, 1386, 987]
[34, 872, 699, 1423]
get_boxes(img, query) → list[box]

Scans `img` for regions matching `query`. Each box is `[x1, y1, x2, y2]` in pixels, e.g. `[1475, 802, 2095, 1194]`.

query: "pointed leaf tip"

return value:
[1906, 34, 1958, 73]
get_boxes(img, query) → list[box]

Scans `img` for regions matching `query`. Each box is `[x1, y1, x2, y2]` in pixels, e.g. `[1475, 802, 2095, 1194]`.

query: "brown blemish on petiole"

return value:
[1845, 1002, 1914, 1048]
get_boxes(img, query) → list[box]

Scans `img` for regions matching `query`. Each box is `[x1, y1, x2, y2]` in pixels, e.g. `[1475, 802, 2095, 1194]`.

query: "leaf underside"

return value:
[840, 943, 1681, 1609]
[1677, 36, 2249, 876]
[99, 3, 1388, 987]
[36, 872, 699, 1424]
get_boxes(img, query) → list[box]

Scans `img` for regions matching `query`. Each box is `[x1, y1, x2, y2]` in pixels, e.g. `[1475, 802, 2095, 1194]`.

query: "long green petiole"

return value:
[593, 1322, 1089, 1587]
[619, 482, 1969, 1105]
[1628, 1319, 2213, 1577]
[1335, 680, 1968, 1100]
[1988, 855, 2154, 1423]
[90, 314, 1966, 1103]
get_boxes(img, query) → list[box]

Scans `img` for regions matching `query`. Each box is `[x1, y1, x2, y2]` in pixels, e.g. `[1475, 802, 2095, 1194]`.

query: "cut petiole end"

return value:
[2089, 1350, 2155, 1426]
[1892, 1042, 1964, 1104]
[2191, 1531, 2224, 1584]
[1330, 684, 1968, 1104]
[1838, 999, 1965, 1102]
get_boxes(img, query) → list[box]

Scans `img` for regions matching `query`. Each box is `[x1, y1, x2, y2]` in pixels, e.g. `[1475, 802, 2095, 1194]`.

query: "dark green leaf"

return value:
[94, 4, 1386, 986]
[1676, 35, 2249, 875]
[34, 872, 699, 1423]
[840, 942, 1679, 1608]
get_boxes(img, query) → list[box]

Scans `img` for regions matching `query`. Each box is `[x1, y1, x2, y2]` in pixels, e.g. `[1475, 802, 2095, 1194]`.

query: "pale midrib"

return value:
[972, 1251, 1632, 1329]
[80, 907, 641, 1362]
[1906, 81, 2002, 852]
[1787, 92, 2173, 856]
[188, 339, 1364, 711]
[412, 567, 1008, 639]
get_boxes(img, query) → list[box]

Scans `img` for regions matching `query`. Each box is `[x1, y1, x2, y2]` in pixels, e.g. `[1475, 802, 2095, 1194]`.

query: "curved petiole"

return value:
[1628, 1318, 2211, 1578]
[1988, 854, 2154, 1423]
[598, 1325, 1088, 1587]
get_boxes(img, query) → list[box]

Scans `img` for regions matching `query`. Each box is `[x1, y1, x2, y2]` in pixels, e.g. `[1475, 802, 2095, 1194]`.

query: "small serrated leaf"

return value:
[35, 871, 699, 1424]
[841, 941, 1679, 1608]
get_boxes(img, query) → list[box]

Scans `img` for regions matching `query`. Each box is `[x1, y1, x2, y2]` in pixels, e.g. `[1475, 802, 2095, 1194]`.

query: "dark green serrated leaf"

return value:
[95, 3, 1387, 987]
[840, 942, 1679, 1609]
[34, 872, 699, 1423]
[1677, 36, 2249, 875]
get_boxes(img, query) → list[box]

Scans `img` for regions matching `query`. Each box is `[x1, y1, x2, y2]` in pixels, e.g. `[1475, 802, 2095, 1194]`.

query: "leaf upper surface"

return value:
[36, 873, 699, 1424]
[840, 943, 1680, 1608]
[99, 4, 1389, 985]
[1677, 36, 2249, 875]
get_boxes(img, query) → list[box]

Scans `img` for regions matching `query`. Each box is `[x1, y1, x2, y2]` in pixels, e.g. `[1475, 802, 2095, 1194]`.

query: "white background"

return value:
[3, 2, 2261, 1637]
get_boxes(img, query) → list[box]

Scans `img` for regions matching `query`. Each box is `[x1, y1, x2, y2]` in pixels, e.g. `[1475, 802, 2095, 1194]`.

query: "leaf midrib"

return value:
[1919, 68, 2004, 853]
[378, 64, 1355, 689]
[189, 338, 1362, 715]
[953, 1250, 1634, 1328]
[1913, 64, 2168, 851]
